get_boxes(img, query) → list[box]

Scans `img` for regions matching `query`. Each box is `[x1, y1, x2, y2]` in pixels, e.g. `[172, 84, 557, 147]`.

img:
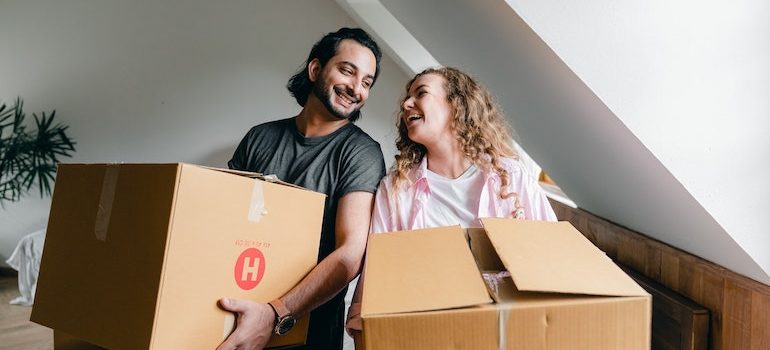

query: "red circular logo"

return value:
[234, 248, 266, 290]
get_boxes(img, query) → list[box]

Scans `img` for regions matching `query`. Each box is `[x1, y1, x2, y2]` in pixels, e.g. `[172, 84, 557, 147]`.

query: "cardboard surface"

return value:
[33, 164, 177, 349]
[494, 296, 651, 350]
[361, 219, 651, 350]
[361, 226, 492, 316]
[480, 218, 648, 297]
[54, 331, 106, 350]
[32, 163, 325, 350]
[364, 307, 499, 350]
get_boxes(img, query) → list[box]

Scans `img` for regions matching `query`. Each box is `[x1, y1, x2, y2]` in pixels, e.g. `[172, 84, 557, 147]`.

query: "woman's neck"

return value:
[425, 142, 471, 179]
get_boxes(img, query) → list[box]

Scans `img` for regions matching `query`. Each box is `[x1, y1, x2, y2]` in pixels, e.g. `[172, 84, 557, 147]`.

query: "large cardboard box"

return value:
[54, 331, 107, 350]
[361, 218, 651, 350]
[31, 163, 325, 349]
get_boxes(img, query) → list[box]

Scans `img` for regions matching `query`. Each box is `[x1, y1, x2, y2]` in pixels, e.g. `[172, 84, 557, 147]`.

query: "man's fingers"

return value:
[219, 297, 250, 313]
[215, 331, 239, 350]
[216, 299, 271, 350]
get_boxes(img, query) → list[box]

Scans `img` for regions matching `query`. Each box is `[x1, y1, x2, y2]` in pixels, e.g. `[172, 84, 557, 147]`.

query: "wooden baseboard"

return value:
[551, 200, 770, 350]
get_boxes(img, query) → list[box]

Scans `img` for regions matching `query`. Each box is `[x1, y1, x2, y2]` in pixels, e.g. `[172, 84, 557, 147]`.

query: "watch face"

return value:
[276, 316, 297, 336]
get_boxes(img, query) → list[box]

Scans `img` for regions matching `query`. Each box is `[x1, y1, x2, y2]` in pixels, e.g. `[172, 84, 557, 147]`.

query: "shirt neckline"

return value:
[426, 164, 479, 182]
[289, 117, 354, 146]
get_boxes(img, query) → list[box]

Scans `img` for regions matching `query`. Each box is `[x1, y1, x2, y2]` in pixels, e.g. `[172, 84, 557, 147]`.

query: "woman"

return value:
[346, 67, 556, 346]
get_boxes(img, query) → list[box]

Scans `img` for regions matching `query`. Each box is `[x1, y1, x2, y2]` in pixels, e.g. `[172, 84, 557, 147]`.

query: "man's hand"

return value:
[216, 298, 275, 350]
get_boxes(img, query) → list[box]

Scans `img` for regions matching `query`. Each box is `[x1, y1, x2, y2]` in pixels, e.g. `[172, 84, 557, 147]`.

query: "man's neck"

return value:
[295, 97, 350, 138]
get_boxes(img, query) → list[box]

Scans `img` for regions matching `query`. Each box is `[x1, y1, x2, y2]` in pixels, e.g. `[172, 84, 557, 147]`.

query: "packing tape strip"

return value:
[94, 164, 120, 242]
[248, 179, 267, 223]
[498, 307, 509, 350]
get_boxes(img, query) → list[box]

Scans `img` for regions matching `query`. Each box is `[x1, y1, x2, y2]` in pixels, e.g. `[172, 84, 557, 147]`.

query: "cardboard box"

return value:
[32, 163, 325, 349]
[361, 218, 651, 350]
[54, 330, 106, 350]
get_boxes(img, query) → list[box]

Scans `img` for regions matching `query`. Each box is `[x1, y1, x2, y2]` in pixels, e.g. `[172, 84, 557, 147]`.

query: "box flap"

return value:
[197, 164, 263, 178]
[195, 164, 310, 191]
[480, 218, 648, 297]
[361, 226, 492, 317]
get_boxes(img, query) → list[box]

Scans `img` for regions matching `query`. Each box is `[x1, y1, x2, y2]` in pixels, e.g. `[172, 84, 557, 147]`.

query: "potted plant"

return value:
[0, 97, 76, 206]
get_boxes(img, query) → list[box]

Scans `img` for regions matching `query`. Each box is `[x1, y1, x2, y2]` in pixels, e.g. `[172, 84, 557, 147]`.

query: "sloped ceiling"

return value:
[339, 0, 770, 285]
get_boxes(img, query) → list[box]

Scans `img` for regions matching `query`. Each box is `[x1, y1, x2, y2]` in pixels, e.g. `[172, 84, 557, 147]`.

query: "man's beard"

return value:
[312, 77, 362, 121]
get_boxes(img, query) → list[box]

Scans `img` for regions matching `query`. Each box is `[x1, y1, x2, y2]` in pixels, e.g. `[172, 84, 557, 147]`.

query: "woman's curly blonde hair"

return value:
[392, 67, 518, 198]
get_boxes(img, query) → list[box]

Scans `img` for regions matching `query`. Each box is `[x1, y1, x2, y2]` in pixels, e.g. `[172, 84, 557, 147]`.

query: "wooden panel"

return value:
[618, 234, 647, 273]
[679, 256, 704, 303]
[550, 200, 770, 350]
[723, 280, 753, 349]
[661, 250, 680, 291]
[751, 291, 770, 350]
[622, 265, 709, 350]
[701, 266, 725, 348]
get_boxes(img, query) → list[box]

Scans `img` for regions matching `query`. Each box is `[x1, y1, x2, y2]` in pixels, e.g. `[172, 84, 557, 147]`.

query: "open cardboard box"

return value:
[32, 163, 325, 349]
[361, 218, 651, 350]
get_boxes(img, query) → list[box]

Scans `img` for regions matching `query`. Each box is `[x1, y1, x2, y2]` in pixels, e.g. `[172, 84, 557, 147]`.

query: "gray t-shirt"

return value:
[229, 117, 385, 259]
[228, 117, 385, 349]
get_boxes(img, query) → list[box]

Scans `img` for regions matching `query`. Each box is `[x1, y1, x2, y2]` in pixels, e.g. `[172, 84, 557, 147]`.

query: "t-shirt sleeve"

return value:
[227, 127, 255, 171]
[336, 143, 386, 199]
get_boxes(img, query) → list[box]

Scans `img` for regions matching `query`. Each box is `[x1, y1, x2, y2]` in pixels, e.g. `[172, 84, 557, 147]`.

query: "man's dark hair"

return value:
[287, 27, 382, 119]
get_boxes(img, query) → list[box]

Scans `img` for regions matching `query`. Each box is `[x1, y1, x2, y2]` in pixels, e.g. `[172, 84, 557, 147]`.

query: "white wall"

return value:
[0, 0, 408, 263]
[504, 0, 770, 279]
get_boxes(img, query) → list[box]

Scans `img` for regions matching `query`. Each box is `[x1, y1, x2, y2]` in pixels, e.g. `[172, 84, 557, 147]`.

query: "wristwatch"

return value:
[268, 298, 297, 336]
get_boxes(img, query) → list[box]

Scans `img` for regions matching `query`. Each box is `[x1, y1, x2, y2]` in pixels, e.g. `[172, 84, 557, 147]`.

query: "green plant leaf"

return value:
[0, 97, 76, 204]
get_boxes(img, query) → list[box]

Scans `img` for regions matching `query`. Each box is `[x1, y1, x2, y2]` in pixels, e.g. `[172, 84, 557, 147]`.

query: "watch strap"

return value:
[269, 298, 291, 319]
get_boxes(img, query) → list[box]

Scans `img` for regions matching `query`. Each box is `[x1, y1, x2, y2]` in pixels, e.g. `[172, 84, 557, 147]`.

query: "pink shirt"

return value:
[347, 157, 558, 334]
[370, 157, 557, 234]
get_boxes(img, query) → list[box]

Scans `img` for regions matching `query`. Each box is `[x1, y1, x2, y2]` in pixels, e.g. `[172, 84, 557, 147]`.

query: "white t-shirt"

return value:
[424, 164, 486, 228]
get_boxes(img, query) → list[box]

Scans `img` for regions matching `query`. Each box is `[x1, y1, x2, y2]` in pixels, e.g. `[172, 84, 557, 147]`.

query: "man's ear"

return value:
[308, 58, 321, 83]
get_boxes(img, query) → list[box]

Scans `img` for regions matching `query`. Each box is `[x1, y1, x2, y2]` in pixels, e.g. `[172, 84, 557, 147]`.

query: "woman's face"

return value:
[401, 73, 455, 148]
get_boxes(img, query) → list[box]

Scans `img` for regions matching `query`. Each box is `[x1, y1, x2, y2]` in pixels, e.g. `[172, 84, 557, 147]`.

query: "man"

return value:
[218, 28, 386, 350]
